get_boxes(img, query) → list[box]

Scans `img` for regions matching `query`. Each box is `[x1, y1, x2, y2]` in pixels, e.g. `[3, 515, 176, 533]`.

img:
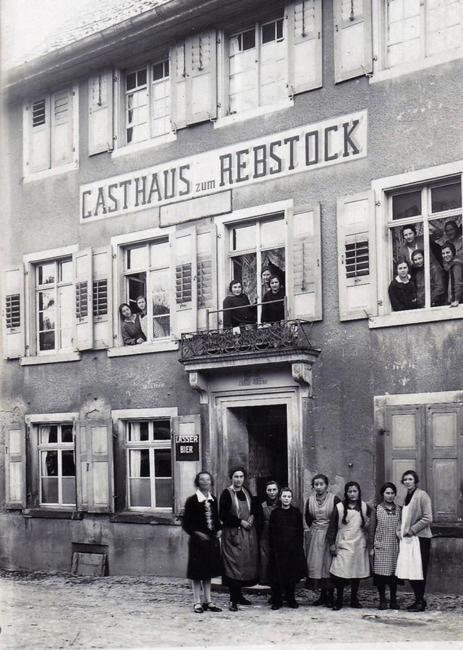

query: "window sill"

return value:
[369, 305, 463, 329]
[23, 161, 79, 183]
[20, 351, 81, 365]
[213, 99, 294, 129]
[23, 509, 83, 520]
[111, 133, 177, 159]
[110, 511, 178, 525]
[370, 48, 463, 85]
[107, 340, 179, 357]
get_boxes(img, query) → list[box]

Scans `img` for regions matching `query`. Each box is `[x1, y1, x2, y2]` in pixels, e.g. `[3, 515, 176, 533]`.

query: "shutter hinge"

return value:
[375, 201, 381, 207]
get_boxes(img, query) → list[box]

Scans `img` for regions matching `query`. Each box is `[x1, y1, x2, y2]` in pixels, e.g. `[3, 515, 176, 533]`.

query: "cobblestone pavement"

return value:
[0, 570, 463, 649]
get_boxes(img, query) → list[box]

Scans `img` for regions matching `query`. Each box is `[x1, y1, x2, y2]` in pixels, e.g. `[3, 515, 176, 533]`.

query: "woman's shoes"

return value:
[229, 602, 238, 612]
[378, 599, 388, 610]
[350, 599, 363, 608]
[407, 600, 426, 612]
[202, 602, 222, 612]
[389, 599, 400, 610]
[332, 601, 343, 611]
[237, 596, 252, 605]
[271, 603, 281, 610]
[311, 596, 325, 606]
[287, 600, 299, 609]
[193, 604, 204, 613]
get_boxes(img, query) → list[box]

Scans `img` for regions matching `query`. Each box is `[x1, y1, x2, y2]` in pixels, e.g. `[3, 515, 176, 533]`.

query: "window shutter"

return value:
[173, 226, 197, 336]
[51, 88, 74, 166]
[3, 267, 25, 359]
[27, 97, 51, 173]
[76, 420, 88, 511]
[286, 0, 323, 95]
[197, 224, 218, 331]
[88, 71, 114, 155]
[170, 43, 188, 130]
[92, 247, 112, 349]
[333, 0, 373, 82]
[288, 205, 322, 321]
[5, 423, 26, 509]
[80, 418, 114, 513]
[74, 249, 93, 351]
[172, 414, 201, 515]
[426, 404, 462, 523]
[385, 405, 425, 505]
[187, 30, 218, 124]
[337, 191, 377, 321]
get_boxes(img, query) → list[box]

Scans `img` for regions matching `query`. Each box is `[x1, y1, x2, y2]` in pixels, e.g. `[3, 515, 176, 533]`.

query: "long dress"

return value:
[219, 487, 259, 586]
[372, 503, 401, 586]
[329, 502, 370, 579]
[306, 493, 339, 584]
[182, 491, 222, 580]
[268, 506, 306, 587]
[258, 499, 278, 584]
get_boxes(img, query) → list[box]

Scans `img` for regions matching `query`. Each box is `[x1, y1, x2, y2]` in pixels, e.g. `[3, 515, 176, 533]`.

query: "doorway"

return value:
[226, 405, 288, 501]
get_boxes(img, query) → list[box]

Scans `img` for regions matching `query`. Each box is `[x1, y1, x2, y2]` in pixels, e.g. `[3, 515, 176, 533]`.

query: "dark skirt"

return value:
[373, 574, 402, 587]
[187, 535, 222, 580]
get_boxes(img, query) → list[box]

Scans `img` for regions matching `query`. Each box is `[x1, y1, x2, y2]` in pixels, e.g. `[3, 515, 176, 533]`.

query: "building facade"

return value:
[1, 0, 463, 591]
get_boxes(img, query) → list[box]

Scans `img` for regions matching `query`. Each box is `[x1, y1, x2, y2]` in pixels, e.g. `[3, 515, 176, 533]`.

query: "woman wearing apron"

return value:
[305, 473, 340, 607]
[219, 467, 259, 611]
[369, 482, 401, 610]
[395, 470, 433, 612]
[328, 481, 371, 610]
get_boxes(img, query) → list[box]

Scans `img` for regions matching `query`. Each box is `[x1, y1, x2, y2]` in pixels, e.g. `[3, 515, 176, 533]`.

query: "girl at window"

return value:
[305, 474, 340, 608]
[388, 260, 417, 311]
[395, 470, 432, 612]
[398, 225, 423, 265]
[219, 467, 259, 611]
[369, 482, 401, 610]
[328, 481, 371, 610]
[136, 295, 148, 339]
[441, 242, 463, 307]
[119, 303, 146, 345]
[261, 276, 285, 324]
[182, 471, 223, 614]
[442, 220, 463, 256]
[222, 280, 256, 329]
[268, 487, 306, 610]
[411, 250, 446, 308]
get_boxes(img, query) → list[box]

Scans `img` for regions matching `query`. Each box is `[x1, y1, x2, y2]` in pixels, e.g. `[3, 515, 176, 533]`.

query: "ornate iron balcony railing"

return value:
[179, 319, 314, 362]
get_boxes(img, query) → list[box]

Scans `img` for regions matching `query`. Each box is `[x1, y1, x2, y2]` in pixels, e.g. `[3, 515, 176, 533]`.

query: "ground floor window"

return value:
[38, 423, 76, 506]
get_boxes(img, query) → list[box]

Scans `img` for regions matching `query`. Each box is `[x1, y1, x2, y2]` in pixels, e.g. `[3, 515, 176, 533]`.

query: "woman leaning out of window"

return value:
[182, 471, 223, 614]
[388, 260, 417, 311]
[441, 241, 463, 307]
[261, 275, 285, 324]
[222, 280, 256, 330]
[119, 303, 146, 345]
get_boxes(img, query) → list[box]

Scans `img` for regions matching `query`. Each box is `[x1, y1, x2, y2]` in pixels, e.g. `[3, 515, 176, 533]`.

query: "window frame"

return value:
[35, 257, 74, 356]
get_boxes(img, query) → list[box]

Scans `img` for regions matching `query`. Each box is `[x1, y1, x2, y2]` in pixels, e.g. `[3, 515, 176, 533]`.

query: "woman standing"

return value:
[268, 488, 306, 609]
[328, 481, 371, 610]
[370, 482, 401, 610]
[222, 280, 256, 329]
[182, 471, 222, 613]
[305, 474, 340, 607]
[257, 480, 280, 586]
[261, 276, 285, 324]
[219, 467, 259, 611]
[395, 470, 433, 612]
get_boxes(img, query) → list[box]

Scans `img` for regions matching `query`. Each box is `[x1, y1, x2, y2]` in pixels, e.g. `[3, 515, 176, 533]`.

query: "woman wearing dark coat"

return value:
[222, 280, 257, 329]
[268, 488, 306, 609]
[182, 471, 222, 613]
[262, 276, 286, 324]
[119, 303, 147, 345]
[388, 261, 417, 311]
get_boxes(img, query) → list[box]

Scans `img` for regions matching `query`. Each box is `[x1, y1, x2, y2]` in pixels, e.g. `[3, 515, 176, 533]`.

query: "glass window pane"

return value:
[128, 421, 149, 442]
[130, 478, 151, 507]
[61, 425, 73, 443]
[39, 332, 55, 351]
[127, 245, 149, 270]
[62, 450, 75, 477]
[37, 262, 55, 285]
[59, 259, 73, 283]
[231, 223, 256, 251]
[150, 239, 170, 268]
[155, 478, 172, 508]
[129, 449, 150, 477]
[42, 450, 58, 476]
[152, 420, 170, 440]
[153, 61, 168, 81]
[431, 181, 462, 213]
[151, 269, 171, 338]
[137, 69, 147, 86]
[231, 253, 257, 303]
[242, 29, 256, 50]
[126, 72, 137, 90]
[392, 190, 422, 220]
[41, 478, 58, 503]
[40, 425, 58, 444]
[154, 449, 171, 478]
[127, 273, 146, 314]
[62, 477, 76, 504]
[262, 21, 276, 44]
[261, 217, 285, 248]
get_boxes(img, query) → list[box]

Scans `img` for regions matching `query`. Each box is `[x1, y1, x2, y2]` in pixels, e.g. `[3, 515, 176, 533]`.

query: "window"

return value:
[388, 177, 462, 311]
[24, 86, 78, 177]
[126, 420, 173, 510]
[124, 238, 171, 340]
[124, 60, 171, 146]
[35, 258, 74, 353]
[38, 423, 76, 506]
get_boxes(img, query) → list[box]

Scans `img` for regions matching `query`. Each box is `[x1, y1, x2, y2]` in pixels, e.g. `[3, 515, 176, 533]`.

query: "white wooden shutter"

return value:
[173, 226, 197, 336]
[26, 97, 51, 173]
[51, 88, 74, 166]
[197, 224, 218, 331]
[170, 43, 188, 130]
[172, 414, 201, 515]
[88, 71, 114, 155]
[3, 267, 25, 359]
[92, 247, 112, 349]
[5, 423, 26, 508]
[74, 249, 93, 351]
[187, 30, 218, 124]
[288, 205, 322, 321]
[337, 192, 377, 321]
[333, 0, 373, 82]
[76, 420, 88, 511]
[286, 0, 323, 95]
[81, 418, 114, 513]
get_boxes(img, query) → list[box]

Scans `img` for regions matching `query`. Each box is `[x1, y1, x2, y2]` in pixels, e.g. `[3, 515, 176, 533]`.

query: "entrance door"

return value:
[226, 405, 288, 501]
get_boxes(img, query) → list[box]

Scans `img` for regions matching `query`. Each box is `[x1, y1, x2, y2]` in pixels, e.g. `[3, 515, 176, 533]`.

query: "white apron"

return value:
[330, 502, 370, 579]
[395, 503, 423, 580]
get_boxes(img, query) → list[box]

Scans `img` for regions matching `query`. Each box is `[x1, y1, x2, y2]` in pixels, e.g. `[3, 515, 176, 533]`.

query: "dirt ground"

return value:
[0, 571, 462, 649]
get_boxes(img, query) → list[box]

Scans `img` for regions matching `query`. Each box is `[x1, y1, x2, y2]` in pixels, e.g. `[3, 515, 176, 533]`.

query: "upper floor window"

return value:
[35, 258, 74, 353]
[24, 87, 78, 178]
[38, 423, 76, 507]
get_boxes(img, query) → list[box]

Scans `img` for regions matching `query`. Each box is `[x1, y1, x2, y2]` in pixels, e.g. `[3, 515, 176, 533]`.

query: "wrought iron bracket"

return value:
[188, 371, 209, 404]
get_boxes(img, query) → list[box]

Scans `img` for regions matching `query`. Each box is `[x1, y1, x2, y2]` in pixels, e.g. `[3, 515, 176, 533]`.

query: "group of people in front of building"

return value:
[389, 222, 463, 311]
[182, 468, 433, 615]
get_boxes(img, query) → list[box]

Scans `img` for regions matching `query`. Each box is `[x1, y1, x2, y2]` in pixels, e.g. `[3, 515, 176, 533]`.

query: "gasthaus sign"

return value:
[80, 110, 367, 222]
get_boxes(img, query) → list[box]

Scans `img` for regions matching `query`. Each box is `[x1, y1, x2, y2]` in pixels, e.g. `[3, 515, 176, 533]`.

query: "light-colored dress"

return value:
[306, 493, 336, 580]
[259, 500, 278, 584]
[395, 503, 423, 580]
[330, 502, 370, 579]
[373, 503, 401, 576]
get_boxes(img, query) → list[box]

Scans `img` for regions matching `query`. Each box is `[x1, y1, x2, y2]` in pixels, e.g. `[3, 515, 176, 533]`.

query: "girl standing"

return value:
[328, 481, 371, 610]
[258, 480, 280, 586]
